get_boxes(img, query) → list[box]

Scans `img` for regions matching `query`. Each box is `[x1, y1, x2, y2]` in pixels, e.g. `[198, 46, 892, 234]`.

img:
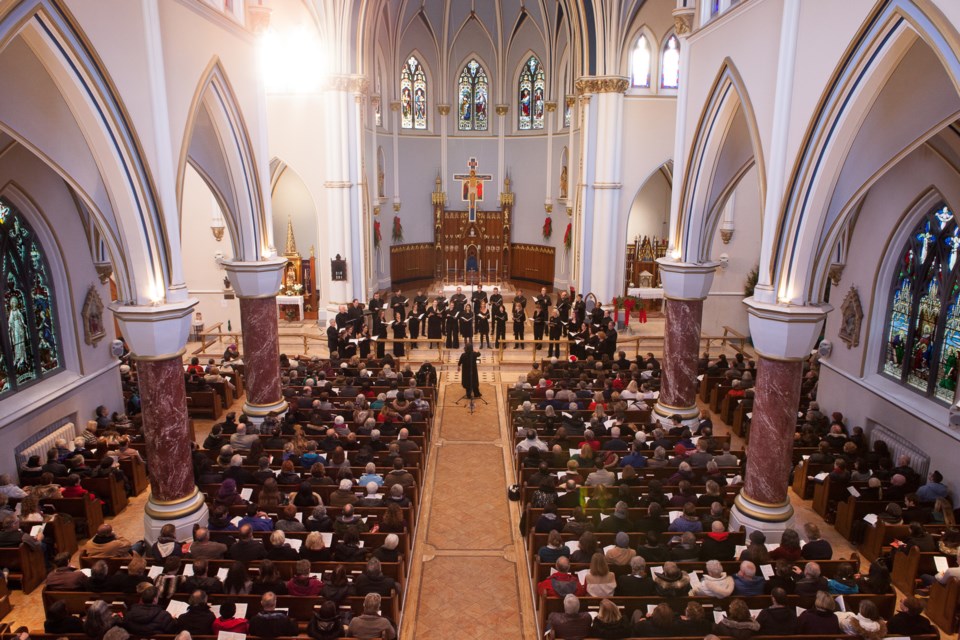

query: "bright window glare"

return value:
[259, 26, 324, 93]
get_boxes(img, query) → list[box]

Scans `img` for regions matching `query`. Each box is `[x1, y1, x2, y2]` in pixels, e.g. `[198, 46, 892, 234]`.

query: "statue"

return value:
[377, 166, 385, 199]
[8, 297, 29, 368]
[559, 164, 568, 200]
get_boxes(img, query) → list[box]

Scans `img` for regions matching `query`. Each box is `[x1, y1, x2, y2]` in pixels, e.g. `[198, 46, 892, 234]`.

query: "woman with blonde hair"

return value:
[299, 531, 332, 562]
[589, 598, 631, 638]
[583, 552, 616, 597]
[714, 598, 760, 639]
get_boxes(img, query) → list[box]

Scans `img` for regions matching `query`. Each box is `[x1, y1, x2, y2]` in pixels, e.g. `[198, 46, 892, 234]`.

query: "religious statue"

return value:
[8, 297, 29, 368]
[559, 165, 568, 200]
[82, 286, 106, 347]
[377, 166, 385, 199]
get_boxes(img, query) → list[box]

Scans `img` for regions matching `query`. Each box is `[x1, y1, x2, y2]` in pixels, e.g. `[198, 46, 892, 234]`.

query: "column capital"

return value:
[744, 298, 832, 360]
[110, 299, 197, 359]
[657, 259, 719, 300]
[575, 76, 630, 95]
[222, 257, 286, 298]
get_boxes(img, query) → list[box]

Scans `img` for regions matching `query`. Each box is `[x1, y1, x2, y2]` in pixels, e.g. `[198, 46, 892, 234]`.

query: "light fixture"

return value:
[211, 199, 225, 242]
[718, 253, 729, 270]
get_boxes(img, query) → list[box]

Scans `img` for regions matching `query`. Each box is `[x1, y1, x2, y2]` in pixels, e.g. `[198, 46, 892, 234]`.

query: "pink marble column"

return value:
[741, 356, 803, 507]
[137, 355, 196, 502]
[659, 298, 704, 414]
[239, 296, 283, 410]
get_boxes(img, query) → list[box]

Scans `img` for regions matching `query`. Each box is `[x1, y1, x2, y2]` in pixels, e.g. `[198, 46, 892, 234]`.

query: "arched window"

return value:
[457, 59, 489, 131]
[0, 198, 62, 395]
[882, 203, 960, 404]
[400, 56, 427, 130]
[518, 55, 546, 130]
[631, 35, 651, 88]
[661, 35, 680, 89]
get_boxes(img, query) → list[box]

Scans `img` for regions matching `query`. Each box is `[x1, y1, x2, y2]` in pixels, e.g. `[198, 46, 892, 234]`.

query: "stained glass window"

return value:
[0, 198, 61, 396]
[400, 56, 426, 130]
[519, 56, 546, 130]
[458, 59, 488, 131]
[564, 99, 572, 128]
[661, 35, 680, 89]
[631, 35, 651, 88]
[882, 204, 960, 404]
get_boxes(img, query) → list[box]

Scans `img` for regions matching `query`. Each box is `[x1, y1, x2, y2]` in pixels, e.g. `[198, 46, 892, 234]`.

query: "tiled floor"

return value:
[401, 375, 539, 640]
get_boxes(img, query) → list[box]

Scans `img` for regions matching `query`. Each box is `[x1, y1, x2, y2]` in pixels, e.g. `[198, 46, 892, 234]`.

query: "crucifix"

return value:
[454, 157, 492, 223]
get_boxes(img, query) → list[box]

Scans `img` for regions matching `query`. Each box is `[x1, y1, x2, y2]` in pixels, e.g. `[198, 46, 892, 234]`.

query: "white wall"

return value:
[626, 170, 671, 242]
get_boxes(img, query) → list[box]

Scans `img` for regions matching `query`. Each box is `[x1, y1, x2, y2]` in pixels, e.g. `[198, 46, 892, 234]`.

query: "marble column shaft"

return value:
[137, 355, 196, 502]
[239, 296, 282, 407]
[742, 356, 803, 506]
[660, 298, 703, 411]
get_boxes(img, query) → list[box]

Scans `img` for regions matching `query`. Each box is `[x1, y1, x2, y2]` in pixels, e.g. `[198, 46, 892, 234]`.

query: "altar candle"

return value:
[446, 258, 449, 275]
[478, 258, 482, 280]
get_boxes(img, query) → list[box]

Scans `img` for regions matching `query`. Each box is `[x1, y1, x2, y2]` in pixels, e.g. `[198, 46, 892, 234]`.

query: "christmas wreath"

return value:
[563, 222, 572, 250]
[392, 216, 404, 242]
[373, 220, 382, 248]
[542, 215, 553, 240]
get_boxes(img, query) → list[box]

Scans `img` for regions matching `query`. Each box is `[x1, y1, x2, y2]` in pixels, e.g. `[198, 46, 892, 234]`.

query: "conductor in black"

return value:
[458, 342, 482, 399]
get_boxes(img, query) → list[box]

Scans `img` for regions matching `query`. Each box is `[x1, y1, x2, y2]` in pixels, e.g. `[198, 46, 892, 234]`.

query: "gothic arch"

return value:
[177, 58, 266, 263]
[0, 1, 174, 304]
[675, 58, 767, 265]
[774, 0, 960, 305]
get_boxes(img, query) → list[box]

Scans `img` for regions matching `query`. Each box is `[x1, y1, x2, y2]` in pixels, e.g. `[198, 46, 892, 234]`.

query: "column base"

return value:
[143, 487, 208, 544]
[652, 401, 700, 427]
[243, 397, 289, 418]
[729, 493, 795, 543]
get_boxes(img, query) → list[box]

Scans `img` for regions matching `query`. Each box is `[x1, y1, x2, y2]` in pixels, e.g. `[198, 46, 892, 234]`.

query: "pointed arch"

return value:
[514, 50, 546, 130]
[0, 1, 174, 304]
[775, 0, 960, 306]
[177, 57, 265, 263]
[676, 59, 767, 264]
[453, 54, 493, 132]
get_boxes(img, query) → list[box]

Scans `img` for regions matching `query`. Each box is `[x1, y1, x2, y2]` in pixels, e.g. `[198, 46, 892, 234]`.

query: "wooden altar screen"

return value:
[510, 244, 555, 286]
[625, 235, 668, 288]
[432, 163, 513, 283]
[390, 243, 436, 287]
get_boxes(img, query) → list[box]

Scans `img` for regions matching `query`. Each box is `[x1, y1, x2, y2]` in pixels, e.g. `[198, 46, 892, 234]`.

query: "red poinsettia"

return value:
[373, 220, 382, 248]
[543, 215, 553, 240]
[623, 296, 636, 327]
[392, 216, 404, 242]
[563, 222, 572, 250]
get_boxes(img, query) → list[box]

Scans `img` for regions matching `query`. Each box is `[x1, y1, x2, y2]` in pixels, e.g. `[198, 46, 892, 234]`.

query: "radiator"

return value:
[15, 419, 80, 469]
[867, 421, 930, 480]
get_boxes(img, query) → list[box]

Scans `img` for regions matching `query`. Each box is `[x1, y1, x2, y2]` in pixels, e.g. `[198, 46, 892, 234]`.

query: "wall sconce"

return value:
[718, 253, 729, 270]
[211, 209, 225, 242]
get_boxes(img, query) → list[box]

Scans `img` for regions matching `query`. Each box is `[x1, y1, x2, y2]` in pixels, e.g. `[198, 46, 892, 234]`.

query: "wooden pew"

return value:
[187, 391, 222, 420]
[82, 475, 128, 516]
[119, 456, 149, 496]
[41, 497, 104, 540]
[0, 543, 45, 593]
[891, 545, 957, 596]
[927, 576, 960, 634]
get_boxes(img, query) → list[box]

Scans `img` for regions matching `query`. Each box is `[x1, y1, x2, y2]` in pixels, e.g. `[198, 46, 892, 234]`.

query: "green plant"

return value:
[744, 264, 759, 297]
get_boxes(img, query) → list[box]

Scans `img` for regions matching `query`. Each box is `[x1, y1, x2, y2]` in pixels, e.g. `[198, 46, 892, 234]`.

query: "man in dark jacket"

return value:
[248, 592, 299, 639]
[176, 590, 215, 635]
[546, 594, 592, 640]
[228, 524, 267, 562]
[353, 558, 397, 597]
[178, 559, 223, 594]
[757, 588, 798, 635]
[615, 556, 656, 596]
[700, 521, 737, 560]
[887, 597, 939, 637]
[122, 586, 176, 637]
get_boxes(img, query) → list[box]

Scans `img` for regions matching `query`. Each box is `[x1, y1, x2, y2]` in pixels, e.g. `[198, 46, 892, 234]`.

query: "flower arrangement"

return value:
[542, 215, 552, 240]
[563, 222, 572, 250]
[373, 220, 382, 249]
[392, 216, 404, 242]
[282, 283, 304, 296]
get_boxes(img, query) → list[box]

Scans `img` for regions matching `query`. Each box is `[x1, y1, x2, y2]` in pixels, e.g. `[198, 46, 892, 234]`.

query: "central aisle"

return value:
[401, 371, 539, 640]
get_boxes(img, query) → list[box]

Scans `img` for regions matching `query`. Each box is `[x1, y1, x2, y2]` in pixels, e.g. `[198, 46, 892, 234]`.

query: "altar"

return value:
[626, 286, 664, 312]
[277, 295, 304, 321]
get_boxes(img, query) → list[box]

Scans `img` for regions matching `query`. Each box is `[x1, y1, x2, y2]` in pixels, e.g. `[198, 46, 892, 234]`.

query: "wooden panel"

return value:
[510, 243, 555, 285]
[390, 243, 436, 286]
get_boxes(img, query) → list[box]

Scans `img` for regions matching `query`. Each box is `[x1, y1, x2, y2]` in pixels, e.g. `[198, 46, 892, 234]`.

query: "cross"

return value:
[453, 157, 492, 222]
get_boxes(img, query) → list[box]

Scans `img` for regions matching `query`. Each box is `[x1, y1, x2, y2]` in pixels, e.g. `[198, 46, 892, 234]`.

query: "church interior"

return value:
[2, 0, 960, 638]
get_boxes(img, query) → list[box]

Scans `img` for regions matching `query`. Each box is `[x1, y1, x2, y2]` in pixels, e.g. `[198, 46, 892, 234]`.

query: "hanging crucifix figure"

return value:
[454, 157, 492, 223]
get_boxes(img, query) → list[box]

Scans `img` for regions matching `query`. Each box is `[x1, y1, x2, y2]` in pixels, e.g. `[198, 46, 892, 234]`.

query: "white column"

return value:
[667, 11, 694, 261]
[496, 105, 508, 189]
[351, 91, 368, 301]
[574, 77, 628, 303]
[757, 0, 801, 304]
[438, 105, 450, 193]
[390, 102, 401, 213]
[544, 102, 556, 210]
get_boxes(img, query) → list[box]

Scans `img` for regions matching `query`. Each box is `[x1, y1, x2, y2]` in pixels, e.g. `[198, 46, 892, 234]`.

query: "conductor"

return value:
[457, 342, 482, 399]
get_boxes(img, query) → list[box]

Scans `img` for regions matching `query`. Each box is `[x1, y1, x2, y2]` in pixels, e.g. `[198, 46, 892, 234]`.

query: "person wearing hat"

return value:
[916, 470, 949, 503]
[605, 531, 637, 566]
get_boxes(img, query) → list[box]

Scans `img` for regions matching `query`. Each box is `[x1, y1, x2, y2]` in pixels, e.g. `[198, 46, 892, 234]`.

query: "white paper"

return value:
[847, 486, 861, 498]
[749, 609, 762, 618]
[80, 567, 92, 577]
[562, 412, 573, 419]
[603, 545, 616, 555]
[565, 541, 580, 553]
[863, 513, 878, 525]
[688, 571, 701, 590]
[286, 538, 302, 551]
[746, 412, 753, 419]
[760, 564, 775, 579]
[935, 556, 950, 573]
[230, 516, 242, 527]
[217, 632, 247, 640]
[697, 375, 704, 382]
[166, 600, 189, 617]
[836, 596, 846, 612]
[239, 488, 253, 501]
[294, 512, 303, 522]
[569, 448, 581, 457]
[576, 568, 590, 582]
[217, 567, 229, 581]
[734, 545, 746, 557]
[599, 513, 611, 521]
[796, 606, 806, 616]
[182, 564, 194, 577]
[604, 418, 616, 429]
[148, 565, 163, 579]
[813, 472, 828, 481]
[320, 532, 333, 547]
[713, 611, 724, 624]
[29, 525, 42, 538]
[669, 510, 682, 523]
